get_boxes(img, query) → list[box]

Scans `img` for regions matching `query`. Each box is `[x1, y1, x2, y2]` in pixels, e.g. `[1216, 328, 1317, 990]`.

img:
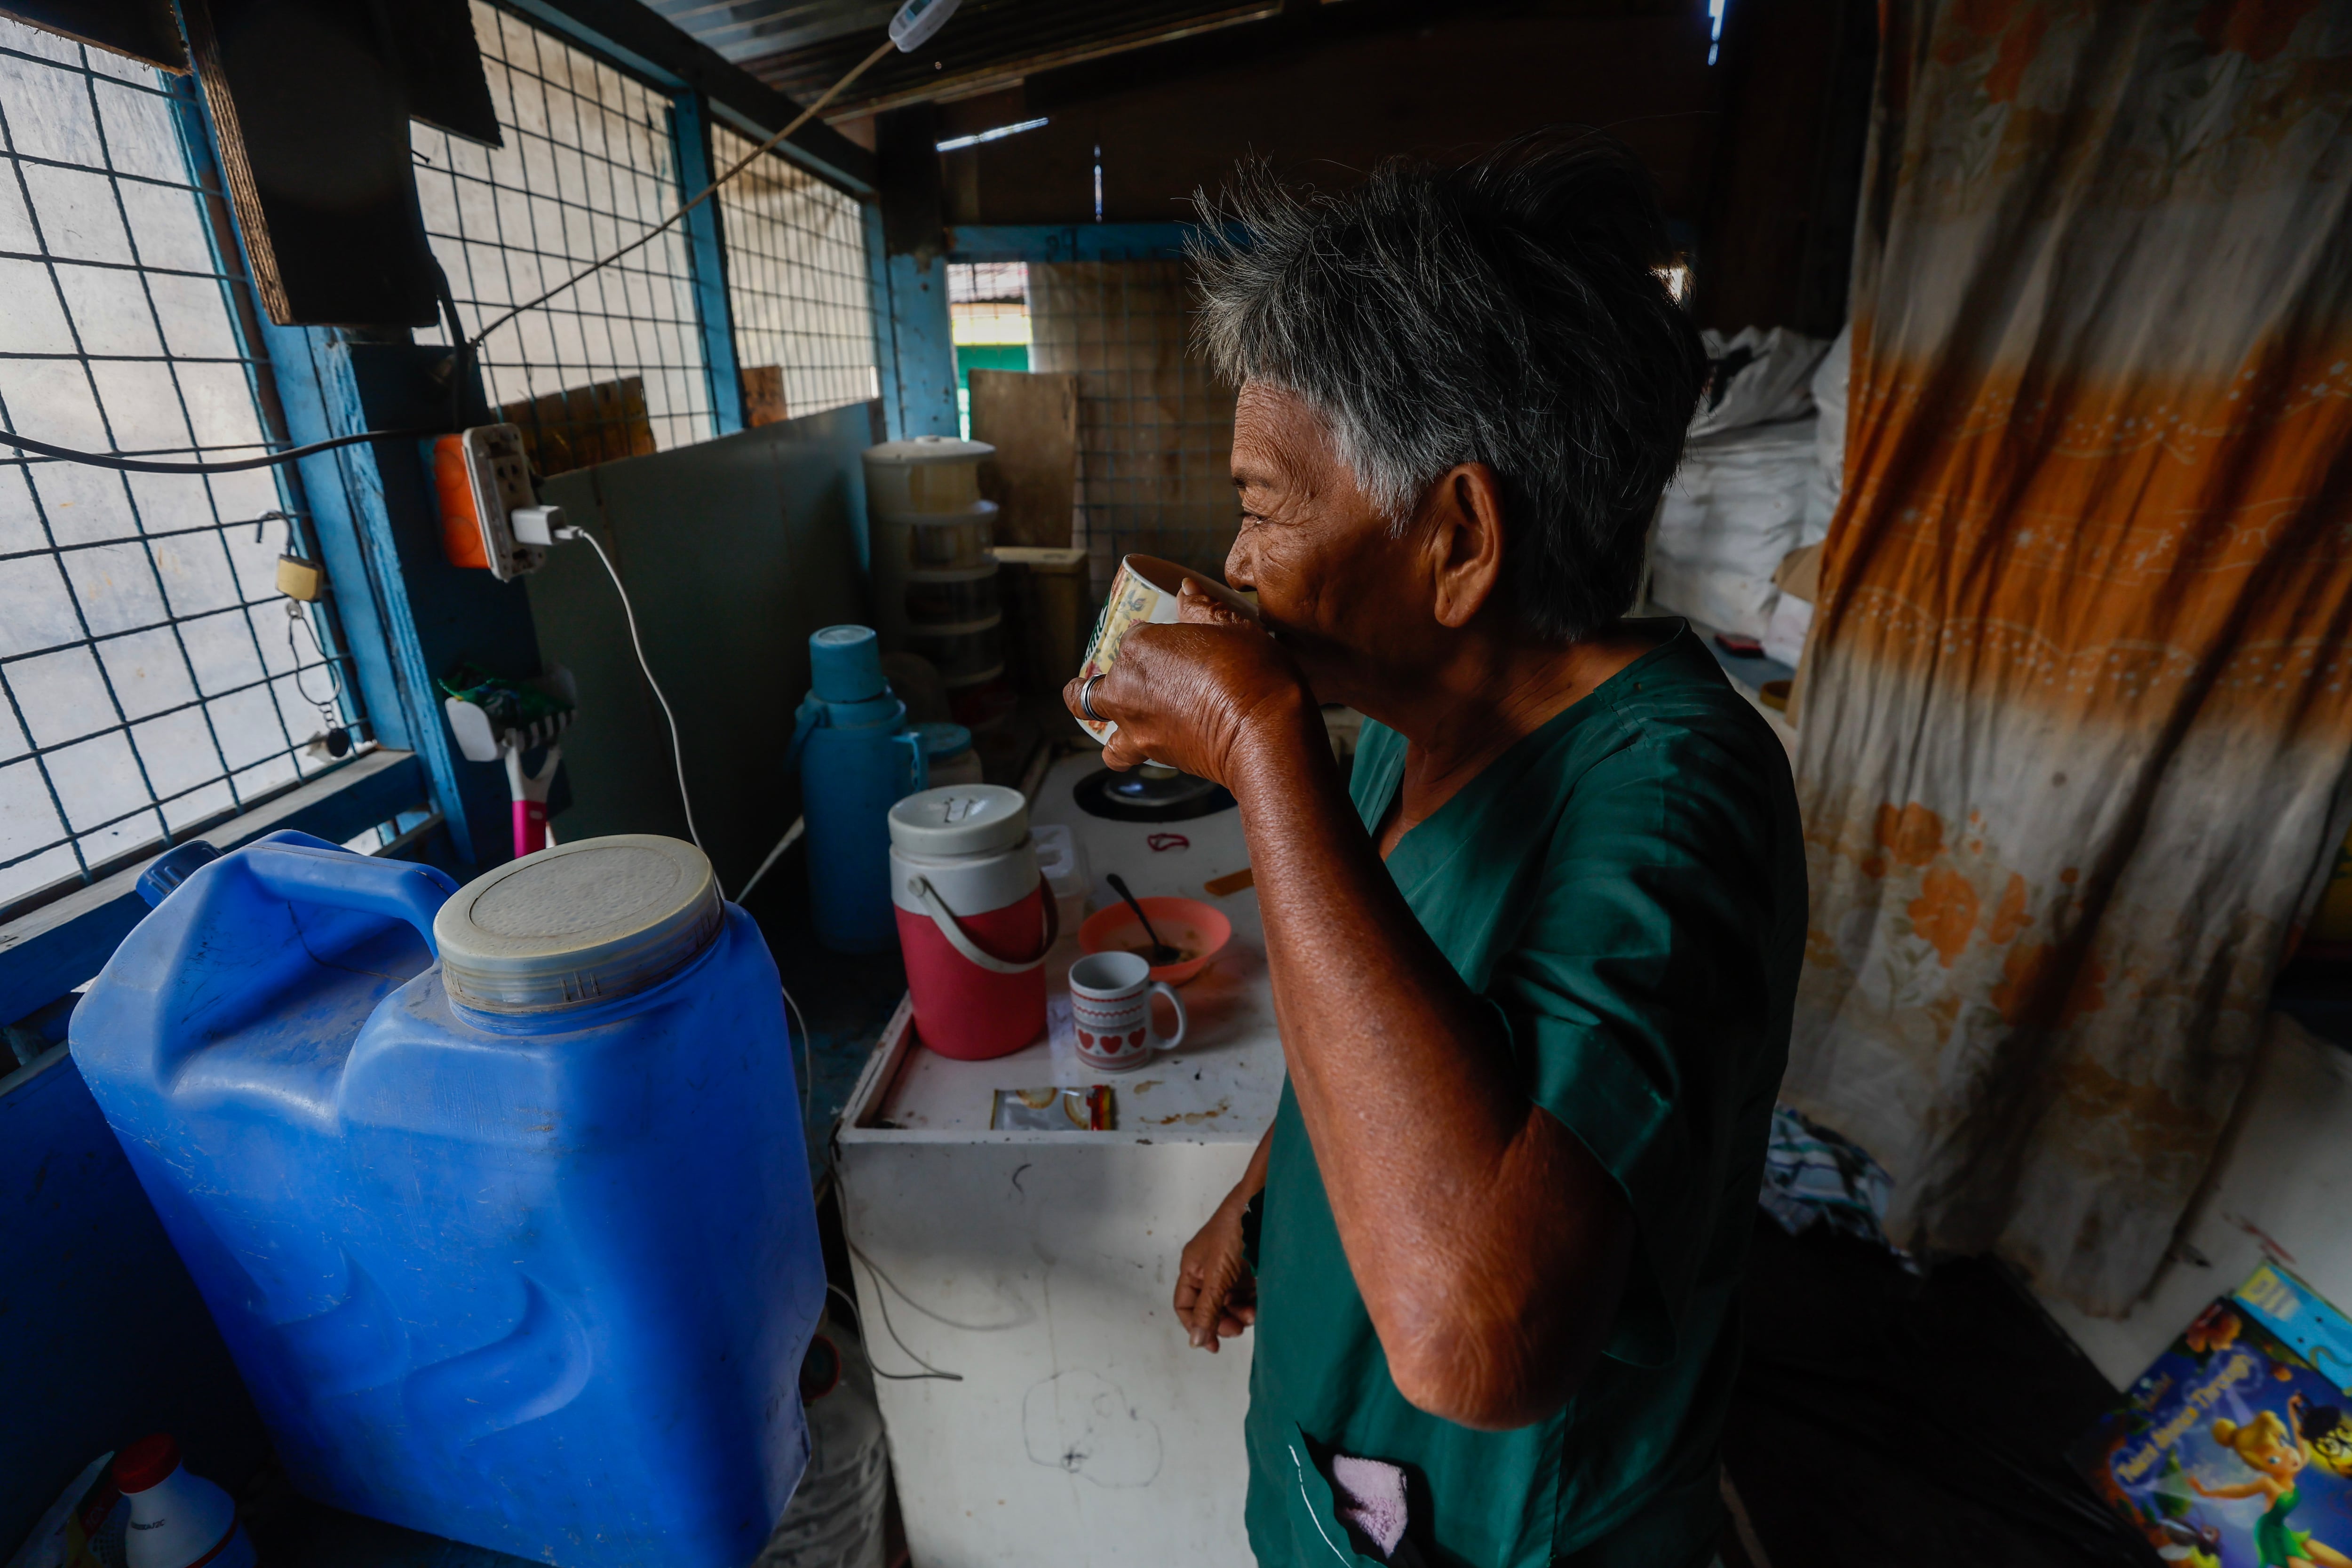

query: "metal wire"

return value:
[1025, 259, 1241, 587]
[0, 24, 371, 917]
[712, 123, 880, 422]
[0, 424, 434, 474]
[411, 1, 717, 459]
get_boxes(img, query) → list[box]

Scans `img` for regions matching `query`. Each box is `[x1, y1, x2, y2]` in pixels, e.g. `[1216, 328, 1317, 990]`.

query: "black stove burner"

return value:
[1072, 767, 1237, 822]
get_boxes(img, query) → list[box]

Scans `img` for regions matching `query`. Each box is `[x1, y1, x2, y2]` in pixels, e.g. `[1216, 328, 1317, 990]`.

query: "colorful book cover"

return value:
[2073, 1265, 2352, 1568]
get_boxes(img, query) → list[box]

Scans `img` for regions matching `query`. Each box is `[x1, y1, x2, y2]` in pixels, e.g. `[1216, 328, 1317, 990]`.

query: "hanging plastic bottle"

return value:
[113, 1435, 254, 1568]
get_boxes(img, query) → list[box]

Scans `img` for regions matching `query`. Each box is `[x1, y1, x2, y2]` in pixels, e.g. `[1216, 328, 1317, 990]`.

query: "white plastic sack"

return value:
[1763, 593, 1814, 668]
[1688, 326, 1831, 440]
[1650, 417, 1818, 638]
[1802, 322, 1852, 546]
[756, 1312, 889, 1568]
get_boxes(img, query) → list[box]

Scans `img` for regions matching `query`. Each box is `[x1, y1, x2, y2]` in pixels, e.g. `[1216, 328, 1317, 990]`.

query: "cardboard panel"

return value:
[970, 367, 1078, 548]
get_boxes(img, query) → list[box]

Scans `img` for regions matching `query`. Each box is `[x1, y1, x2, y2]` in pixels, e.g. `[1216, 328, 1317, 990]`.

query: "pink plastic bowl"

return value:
[1078, 896, 1232, 985]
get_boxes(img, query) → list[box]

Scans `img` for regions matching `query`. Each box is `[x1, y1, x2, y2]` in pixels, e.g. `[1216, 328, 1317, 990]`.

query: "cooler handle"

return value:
[908, 873, 1059, 975]
[241, 844, 459, 956]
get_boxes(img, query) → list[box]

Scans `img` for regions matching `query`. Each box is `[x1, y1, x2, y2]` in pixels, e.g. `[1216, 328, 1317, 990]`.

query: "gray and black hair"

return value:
[1190, 131, 1705, 643]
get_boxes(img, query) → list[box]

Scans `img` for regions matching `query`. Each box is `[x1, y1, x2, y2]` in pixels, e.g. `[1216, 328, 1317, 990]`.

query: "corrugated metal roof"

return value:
[636, 0, 1284, 115]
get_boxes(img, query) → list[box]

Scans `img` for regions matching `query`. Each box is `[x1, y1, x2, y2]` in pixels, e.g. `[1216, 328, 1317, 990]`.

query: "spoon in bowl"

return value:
[1105, 873, 1183, 965]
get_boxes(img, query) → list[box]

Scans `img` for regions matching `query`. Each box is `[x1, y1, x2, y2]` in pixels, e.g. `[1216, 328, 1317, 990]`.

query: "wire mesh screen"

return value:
[1027, 261, 1240, 588]
[713, 123, 877, 423]
[0, 22, 370, 916]
[413, 1, 713, 464]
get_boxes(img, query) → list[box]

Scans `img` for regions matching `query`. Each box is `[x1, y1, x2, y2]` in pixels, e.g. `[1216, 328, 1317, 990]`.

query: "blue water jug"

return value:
[70, 830, 823, 1568]
[791, 626, 925, 953]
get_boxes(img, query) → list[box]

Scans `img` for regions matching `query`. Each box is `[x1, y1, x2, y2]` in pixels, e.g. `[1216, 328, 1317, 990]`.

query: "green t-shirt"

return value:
[1242, 627, 1805, 1568]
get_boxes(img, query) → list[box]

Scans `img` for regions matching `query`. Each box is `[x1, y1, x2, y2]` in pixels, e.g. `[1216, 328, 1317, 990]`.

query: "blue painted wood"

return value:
[671, 93, 744, 438]
[0, 753, 431, 1026]
[863, 202, 903, 445]
[352, 347, 545, 866]
[946, 222, 1203, 262]
[884, 252, 959, 438]
[0, 1048, 268, 1551]
[179, 61, 523, 871]
[253, 327, 529, 868]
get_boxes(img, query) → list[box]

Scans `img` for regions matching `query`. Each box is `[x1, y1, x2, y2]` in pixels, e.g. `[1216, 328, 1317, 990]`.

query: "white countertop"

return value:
[848, 751, 1284, 1145]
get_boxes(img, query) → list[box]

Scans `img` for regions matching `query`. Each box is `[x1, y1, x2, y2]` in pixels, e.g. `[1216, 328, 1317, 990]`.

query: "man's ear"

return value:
[1425, 464, 1506, 629]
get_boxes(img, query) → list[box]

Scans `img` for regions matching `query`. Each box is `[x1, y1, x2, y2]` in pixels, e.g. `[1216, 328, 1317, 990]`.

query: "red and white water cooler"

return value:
[888, 784, 1056, 1059]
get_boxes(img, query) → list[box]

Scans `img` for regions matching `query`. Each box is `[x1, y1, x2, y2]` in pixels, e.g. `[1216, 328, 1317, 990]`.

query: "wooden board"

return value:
[181, 0, 441, 326]
[391, 0, 503, 150]
[969, 367, 1077, 548]
[0, 0, 186, 70]
[500, 375, 657, 478]
[740, 364, 788, 428]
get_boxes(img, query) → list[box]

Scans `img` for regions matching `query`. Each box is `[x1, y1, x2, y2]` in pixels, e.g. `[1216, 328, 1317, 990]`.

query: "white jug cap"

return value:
[436, 835, 722, 1013]
[889, 784, 1028, 857]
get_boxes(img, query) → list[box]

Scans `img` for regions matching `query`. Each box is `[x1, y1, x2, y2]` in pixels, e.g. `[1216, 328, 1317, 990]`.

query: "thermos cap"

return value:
[809, 624, 885, 703]
[436, 835, 722, 1014]
[889, 784, 1028, 858]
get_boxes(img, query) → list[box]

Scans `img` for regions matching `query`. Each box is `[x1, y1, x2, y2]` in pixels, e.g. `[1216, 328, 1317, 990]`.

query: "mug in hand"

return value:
[1074, 555, 1257, 745]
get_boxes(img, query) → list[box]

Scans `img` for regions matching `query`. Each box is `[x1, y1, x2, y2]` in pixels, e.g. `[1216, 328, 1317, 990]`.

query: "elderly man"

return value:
[1067, 134, 1804, 1568]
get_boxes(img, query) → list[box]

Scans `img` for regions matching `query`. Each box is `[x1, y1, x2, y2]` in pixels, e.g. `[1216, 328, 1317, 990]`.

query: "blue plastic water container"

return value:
[792, 626, 925, 953]
[70, 831, 823, 1568]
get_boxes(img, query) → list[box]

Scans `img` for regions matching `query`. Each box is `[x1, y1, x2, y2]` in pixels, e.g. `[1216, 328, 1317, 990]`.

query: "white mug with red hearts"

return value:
[1068, 951, 1186, 1073]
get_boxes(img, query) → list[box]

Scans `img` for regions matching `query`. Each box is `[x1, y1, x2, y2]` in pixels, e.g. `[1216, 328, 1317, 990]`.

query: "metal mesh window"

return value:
[1028, 260, 1240, 586]
[0, 21, 370, 916]
[713, 124, 877, 423]
[413, 1, 713, 462]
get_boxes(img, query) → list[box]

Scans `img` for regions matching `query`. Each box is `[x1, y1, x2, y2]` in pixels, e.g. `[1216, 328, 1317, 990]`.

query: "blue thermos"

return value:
[791, 625, 927, 953]
[70, 830, 824, 1568]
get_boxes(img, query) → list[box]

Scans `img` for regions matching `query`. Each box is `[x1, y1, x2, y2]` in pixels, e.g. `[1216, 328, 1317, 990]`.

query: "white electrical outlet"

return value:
[459, 424, 546, 581]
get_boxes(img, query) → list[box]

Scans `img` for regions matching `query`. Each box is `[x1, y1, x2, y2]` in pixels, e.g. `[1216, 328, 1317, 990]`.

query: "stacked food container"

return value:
[861, 438, 1009, 727]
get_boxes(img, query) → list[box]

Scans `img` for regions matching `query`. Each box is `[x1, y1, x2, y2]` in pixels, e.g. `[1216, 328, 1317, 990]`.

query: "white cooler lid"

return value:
[888, 784, 1028, 857]
[863, 435, 994, 465]
[435, 835, 723, 1013]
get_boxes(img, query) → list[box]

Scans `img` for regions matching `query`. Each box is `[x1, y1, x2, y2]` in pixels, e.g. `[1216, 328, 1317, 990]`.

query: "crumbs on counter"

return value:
[1151, 1098, 1231, 1127]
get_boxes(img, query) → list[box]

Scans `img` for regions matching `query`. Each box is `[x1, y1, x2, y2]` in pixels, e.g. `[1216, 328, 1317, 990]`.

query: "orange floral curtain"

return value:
[1782, 0, 2352, 1314]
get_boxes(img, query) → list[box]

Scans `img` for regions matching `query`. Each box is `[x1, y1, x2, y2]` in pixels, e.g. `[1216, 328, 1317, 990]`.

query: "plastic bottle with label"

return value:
[114, 1435, 254, 1568]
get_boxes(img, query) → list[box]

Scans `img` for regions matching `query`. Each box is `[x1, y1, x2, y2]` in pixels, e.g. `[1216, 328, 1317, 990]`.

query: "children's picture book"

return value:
[2074, 1263, 2352, 1568]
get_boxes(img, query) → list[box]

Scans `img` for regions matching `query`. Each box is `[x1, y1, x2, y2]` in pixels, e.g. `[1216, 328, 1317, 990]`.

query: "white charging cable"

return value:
[736, 815, 805, 906]
[556, 525, 707, 868]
